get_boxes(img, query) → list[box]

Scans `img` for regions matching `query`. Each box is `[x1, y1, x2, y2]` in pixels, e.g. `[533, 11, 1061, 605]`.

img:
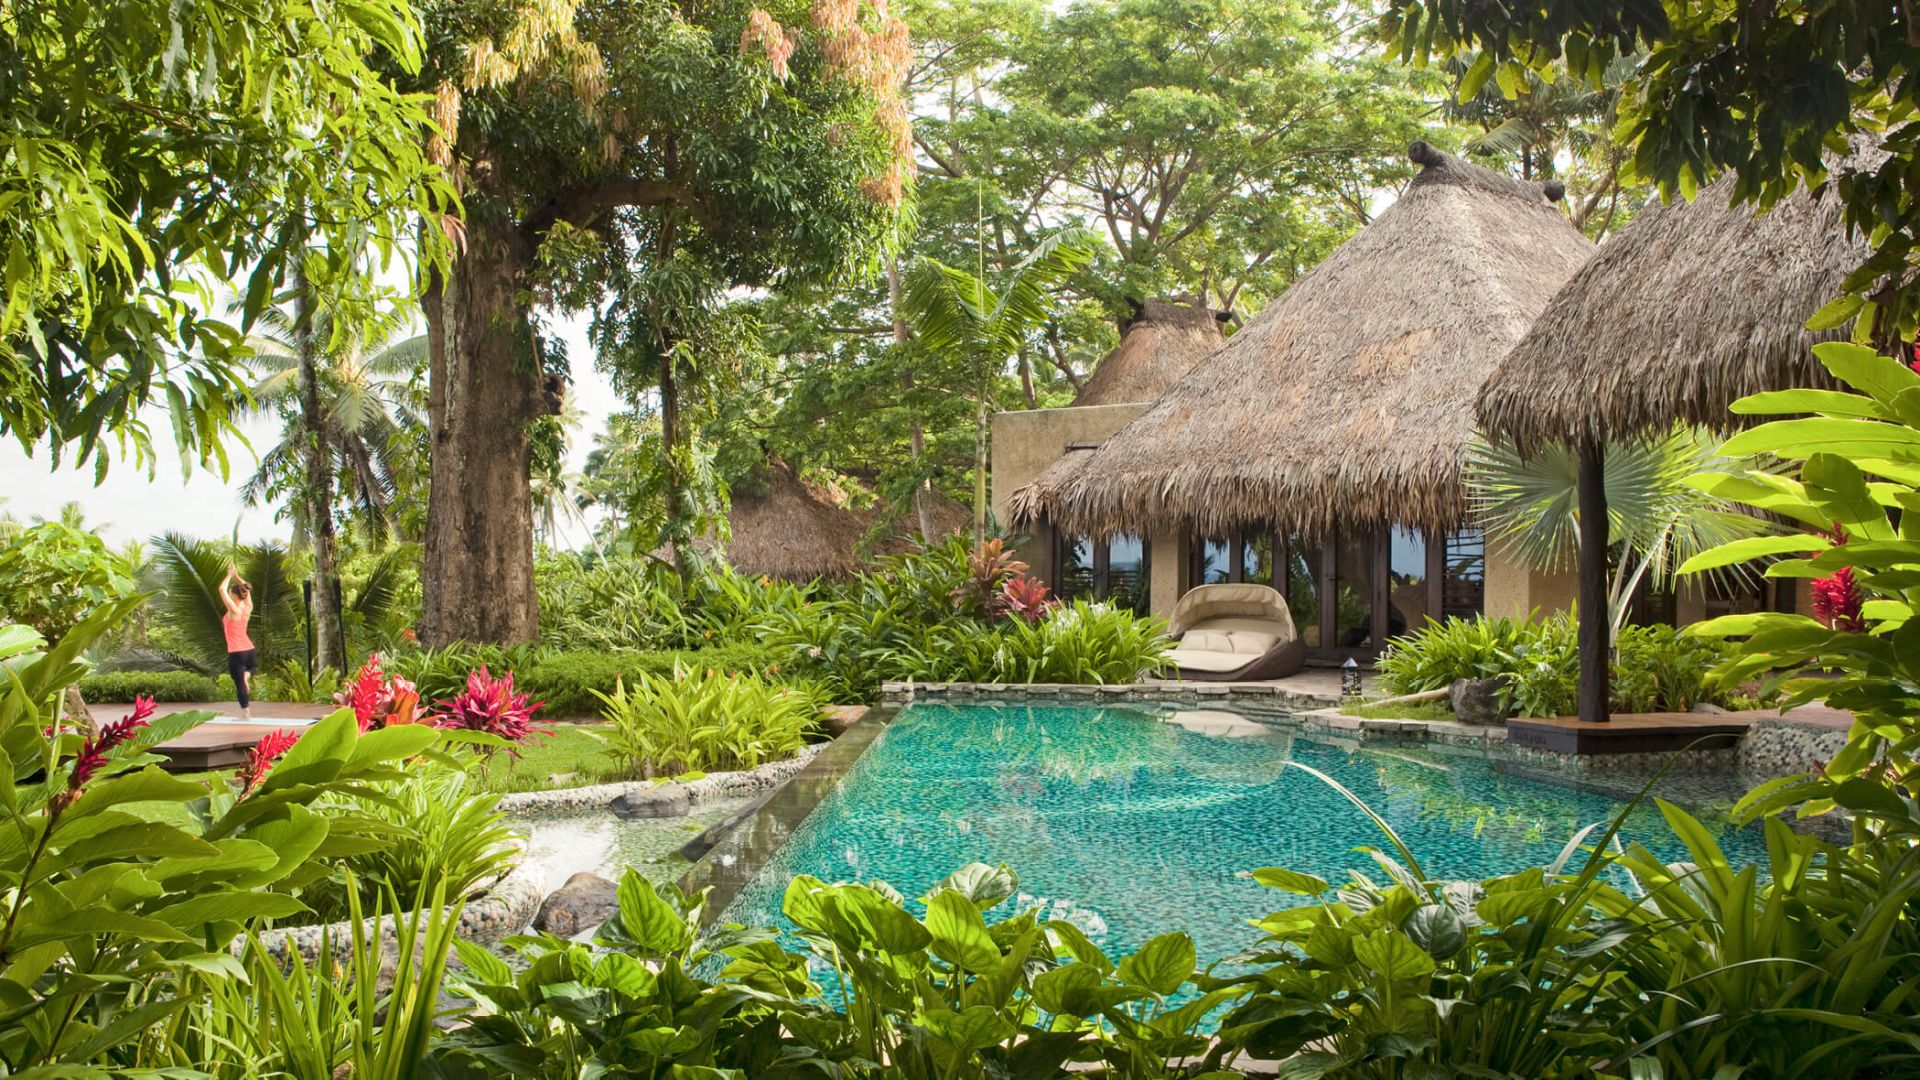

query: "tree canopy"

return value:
[1, 0, 455, 475]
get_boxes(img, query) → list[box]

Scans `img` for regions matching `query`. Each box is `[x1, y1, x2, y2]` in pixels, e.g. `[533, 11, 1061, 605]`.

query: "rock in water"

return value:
[533, 872, 620, 938]
[1450, 676, 1511, 725]
[611, 785, 691, 819]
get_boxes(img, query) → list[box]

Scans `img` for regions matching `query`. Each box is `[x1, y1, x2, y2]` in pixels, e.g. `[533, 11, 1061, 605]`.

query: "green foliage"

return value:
[1683, 343, 1920, 830]
[0, 602, 443, 1072]
[595, 666, 821, 778]
[1, 0, 451, 472]
[1381, 613, 1742, 717]
[77, 669, 225, 703]
[0, 520, 140, 639]
[1206, 769, 1920, 1079]
[171, 878, 462, 1078]
[300, 756, 516, 925]
[433, 865, 1231, 1078]
[913, 600, 1174, 685]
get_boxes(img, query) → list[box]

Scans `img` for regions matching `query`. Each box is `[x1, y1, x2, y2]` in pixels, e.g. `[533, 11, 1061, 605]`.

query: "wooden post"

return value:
[1576, 439, 1611, 723]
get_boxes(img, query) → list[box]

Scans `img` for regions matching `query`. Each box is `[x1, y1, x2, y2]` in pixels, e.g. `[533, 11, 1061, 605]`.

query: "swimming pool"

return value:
[711, 701, 1766, 972]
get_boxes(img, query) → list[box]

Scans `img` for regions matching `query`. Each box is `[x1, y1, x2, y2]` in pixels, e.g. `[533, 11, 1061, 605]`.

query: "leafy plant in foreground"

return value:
[0, 600, 441, 1072]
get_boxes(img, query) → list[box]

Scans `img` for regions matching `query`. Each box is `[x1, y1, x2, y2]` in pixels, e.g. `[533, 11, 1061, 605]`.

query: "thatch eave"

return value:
[1477, 159, 1877, 451]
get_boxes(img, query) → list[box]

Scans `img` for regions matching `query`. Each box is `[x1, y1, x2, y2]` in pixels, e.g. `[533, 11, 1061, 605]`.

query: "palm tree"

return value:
[146, 533, 304, 672]
[1466, 424, 1779, 640]
[244, 304, 428, 543]
[243, 284, 427, 672]
[902, 227, 1099, 542]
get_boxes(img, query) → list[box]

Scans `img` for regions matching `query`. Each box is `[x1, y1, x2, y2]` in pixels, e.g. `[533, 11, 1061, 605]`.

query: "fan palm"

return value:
[1465, 425, 1779, 641]
[146, 533, 304, 671]
[903, 227, 1099, 542]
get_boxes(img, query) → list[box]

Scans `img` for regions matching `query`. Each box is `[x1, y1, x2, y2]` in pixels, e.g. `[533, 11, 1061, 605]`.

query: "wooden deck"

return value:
[1507, 705, 1851, 756]
[89, 702, 338, 773]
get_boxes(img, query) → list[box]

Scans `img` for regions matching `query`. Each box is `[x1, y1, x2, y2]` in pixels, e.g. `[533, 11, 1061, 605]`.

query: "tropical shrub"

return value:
[949, 537, 1027, 618]
[76, 668, 225, 702]
[1205, 773, 1920, 1079]
[1381, 613, 1742, 717]
[253, 655, 345, 704]
[0, 519, 139, 638]
[594, 665, 821, 778]
[383, 640, 554, 703]
[516, 641, 783, 715]
[301, 757, 517, 925]
[334, 652, 424, 730]
[0, 601, 441, 1072]
[435, 864, 1229, 1079]
[917, 600, 1173, 684]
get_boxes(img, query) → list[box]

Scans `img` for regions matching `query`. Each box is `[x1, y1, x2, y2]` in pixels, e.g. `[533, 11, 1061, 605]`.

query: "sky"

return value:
[0, 311, 622, 550]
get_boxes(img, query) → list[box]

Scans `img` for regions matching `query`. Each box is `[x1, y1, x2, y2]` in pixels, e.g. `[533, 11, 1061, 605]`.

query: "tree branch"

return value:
[524, 178, 702, 236]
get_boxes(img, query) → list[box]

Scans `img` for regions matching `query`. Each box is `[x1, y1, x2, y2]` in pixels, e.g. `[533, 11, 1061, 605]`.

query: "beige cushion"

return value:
[1166, 647, 1251, 673]
[1178, 616, 1282, 656]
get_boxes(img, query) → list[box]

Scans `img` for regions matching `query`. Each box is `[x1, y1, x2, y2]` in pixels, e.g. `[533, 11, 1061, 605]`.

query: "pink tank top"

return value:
[222, 612, 253, 653]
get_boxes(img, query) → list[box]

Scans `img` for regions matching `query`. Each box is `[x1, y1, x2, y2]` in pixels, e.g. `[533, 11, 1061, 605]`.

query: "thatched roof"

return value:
[681, 460, 966, 580]
[1072, 299, 1224, 407]
[1024, 142, 1596, 539]
[1478, 165, 1876, 449]
[1007, 445, 1096, 525]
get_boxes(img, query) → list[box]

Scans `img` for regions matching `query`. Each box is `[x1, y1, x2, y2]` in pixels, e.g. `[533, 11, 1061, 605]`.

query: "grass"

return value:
[470, 723, 625, 793]
[1341, 700, 1457, 722]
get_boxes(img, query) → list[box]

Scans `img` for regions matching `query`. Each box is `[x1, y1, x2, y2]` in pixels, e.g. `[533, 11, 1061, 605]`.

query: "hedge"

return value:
[78, 670, 225, 703]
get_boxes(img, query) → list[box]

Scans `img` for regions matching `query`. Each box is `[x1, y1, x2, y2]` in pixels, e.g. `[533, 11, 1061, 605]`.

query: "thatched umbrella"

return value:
[1477, 169, 1873, 722]
[1071, 298, 1225, 408]
[1024, 142, 1595, 541]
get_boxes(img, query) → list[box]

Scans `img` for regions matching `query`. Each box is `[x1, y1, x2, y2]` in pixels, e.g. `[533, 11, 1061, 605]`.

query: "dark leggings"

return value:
[227, 649, 257, 708]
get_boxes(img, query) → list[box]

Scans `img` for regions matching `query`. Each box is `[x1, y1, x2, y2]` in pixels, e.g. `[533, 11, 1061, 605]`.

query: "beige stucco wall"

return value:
[1484, 546, 1579, 620]
[1148, 530, 1184, 619]
[989, 403, 1151, 525]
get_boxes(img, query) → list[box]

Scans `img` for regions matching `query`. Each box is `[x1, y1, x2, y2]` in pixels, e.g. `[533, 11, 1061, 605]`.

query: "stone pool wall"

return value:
[1738, 717, 1849, 777]
[497, 743, 825, 818]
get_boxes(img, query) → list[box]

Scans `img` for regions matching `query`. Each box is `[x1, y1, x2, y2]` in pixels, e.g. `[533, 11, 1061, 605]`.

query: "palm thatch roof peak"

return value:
[1477, 158, 1877, 450]
[1022, 142, 1596, 539]
[1072, 297, 1226, 408]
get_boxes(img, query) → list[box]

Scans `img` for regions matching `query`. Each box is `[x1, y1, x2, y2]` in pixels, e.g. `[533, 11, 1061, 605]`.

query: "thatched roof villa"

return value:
[999, 143, 1596, 658]
[1475, 160, 1876, 714]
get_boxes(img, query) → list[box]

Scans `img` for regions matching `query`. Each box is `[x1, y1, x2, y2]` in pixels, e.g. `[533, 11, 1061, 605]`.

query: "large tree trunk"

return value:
[420, 215, 544, 646]
[889, 258, 936, 542]
[293, 264, 345, 673]
[1576, 439, 1611, 724]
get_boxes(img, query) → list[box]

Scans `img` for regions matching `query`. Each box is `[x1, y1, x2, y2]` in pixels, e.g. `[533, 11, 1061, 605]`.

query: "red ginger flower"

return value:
[1812, 565, 1867, 633]
[53, 697, 154, 815]
[335, 653, 399, 732]
[431, 666, 548, 754]
[237, 729, 300, 797]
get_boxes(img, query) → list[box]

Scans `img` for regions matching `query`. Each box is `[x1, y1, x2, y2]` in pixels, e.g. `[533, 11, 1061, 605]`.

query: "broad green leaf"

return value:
[925, 889, 999, 971]
[1352, 930, 1434, 980]
[924, 862, 1018, 910]
[1402, 904, 1467, 960]
[1252, 867, 1331, 895]
[1118, 932, 1195, 996]
[920, 1005, 1016, 1051]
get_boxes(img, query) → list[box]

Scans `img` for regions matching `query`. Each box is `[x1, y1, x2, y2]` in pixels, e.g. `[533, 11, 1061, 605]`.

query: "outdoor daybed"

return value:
[1166, 583, 1306, 681]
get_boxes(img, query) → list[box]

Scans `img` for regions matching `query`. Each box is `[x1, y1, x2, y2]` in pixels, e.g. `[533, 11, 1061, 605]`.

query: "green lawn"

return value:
[1340, 699, 1456, 723]
[472, 723, 625, 793]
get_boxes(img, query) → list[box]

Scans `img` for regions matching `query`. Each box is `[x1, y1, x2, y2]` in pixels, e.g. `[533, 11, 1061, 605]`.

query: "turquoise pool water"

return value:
[714, 701, 1766, 971]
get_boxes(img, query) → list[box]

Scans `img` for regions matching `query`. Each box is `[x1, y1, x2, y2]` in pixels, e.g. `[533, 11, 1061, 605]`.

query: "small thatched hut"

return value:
[1476, 162, 1876, 721]
[682, 460, 964, 580]
[1071, 298, 1226, 408]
